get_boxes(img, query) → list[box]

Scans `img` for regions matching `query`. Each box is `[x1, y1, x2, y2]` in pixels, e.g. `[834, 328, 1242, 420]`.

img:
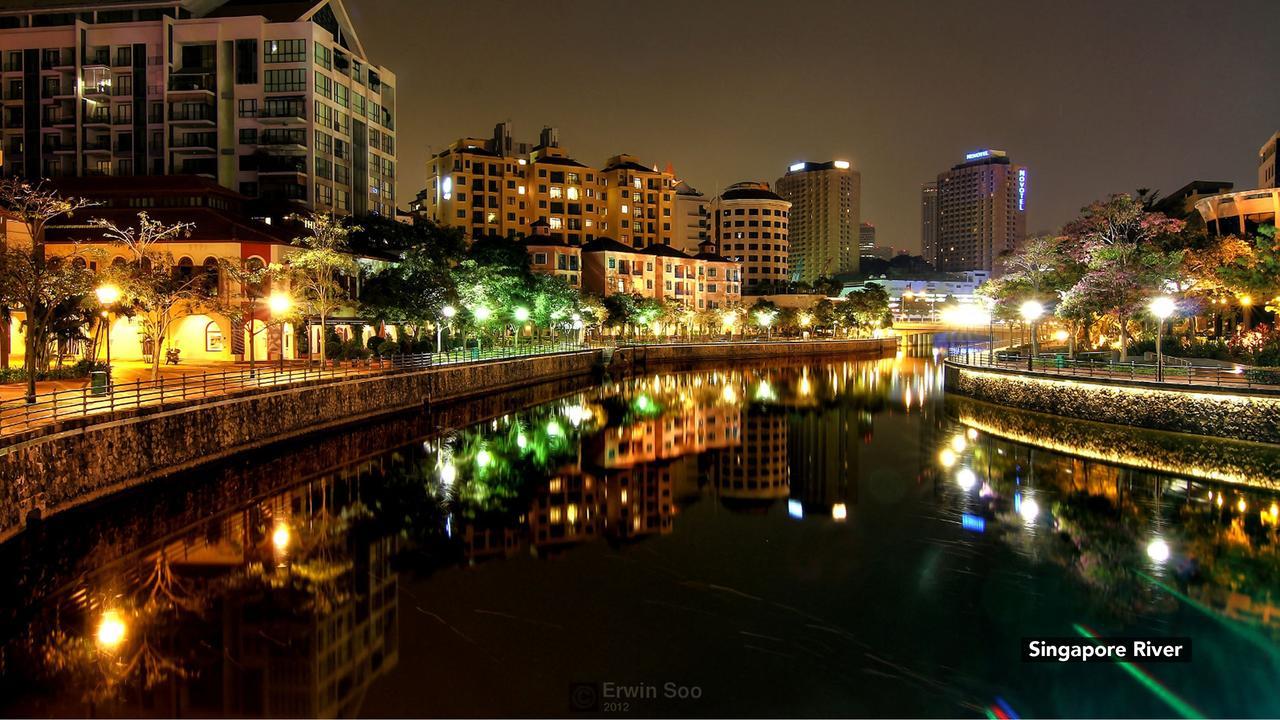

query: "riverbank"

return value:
[944, 360, 1280, 444]
[0, 338, 894, 542]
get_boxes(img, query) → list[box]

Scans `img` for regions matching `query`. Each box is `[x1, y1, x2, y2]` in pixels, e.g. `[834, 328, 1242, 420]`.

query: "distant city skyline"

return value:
[350, 0, 1279, 255]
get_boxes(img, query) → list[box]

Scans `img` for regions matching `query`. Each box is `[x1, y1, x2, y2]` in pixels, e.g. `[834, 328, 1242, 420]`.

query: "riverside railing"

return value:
[0, 340, 585, 438]
[945, 347, 1280, 391]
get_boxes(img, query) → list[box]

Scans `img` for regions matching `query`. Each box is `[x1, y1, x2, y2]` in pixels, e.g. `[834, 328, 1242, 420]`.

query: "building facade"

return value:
[1195, 187, 1280, 238]
[577, 237, 740, 310]
[920, 181, 938, 267]
[1260, 131, 1278, 189]
[0, 0, 396, 218]
[774, 160, 859, 283]
[934, 149, 1026, 273]
[858, 221, 875, 257]
[712, 181, 790, 292]
[599, 154, 676, 249]
[671, 179, 710, 254]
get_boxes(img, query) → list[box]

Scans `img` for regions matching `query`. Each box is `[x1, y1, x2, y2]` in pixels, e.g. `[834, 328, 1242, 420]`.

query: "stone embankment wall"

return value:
[945, 363, 1280, 444]
[0, 351, 597, 541]
[608, 338, 896, 371]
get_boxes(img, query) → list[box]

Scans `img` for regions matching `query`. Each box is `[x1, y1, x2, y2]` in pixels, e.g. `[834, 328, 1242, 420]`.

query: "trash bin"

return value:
[90, 370, 109, 396]
[1054, 353, 1066, 369]
[470, 347, 480, 361]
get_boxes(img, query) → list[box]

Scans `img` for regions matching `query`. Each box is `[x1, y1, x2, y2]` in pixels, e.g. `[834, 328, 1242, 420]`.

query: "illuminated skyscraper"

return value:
[920, 181, 938, 267]
[775, 160, 860, 282]
[935, 150, 1026, 273]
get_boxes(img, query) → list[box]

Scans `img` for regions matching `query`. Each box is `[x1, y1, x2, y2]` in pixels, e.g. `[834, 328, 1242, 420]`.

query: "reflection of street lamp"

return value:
[1019, 300, 1044, 371]
[1149, 296, 1175, 382]
[514, 306, 530, 349]
[94, 283, 121, 388]
[96, 609, 126, 651]
[268, 291, 292, 372]
[439, 304, 457, 353]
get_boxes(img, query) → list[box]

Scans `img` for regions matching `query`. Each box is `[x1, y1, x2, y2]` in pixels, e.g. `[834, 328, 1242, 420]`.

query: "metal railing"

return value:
[0, 340, 586, 439]
[946, 347, 1280, 391]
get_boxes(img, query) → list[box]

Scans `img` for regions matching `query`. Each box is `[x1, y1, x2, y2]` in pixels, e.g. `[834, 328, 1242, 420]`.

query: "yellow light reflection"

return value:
[96, 609, 127, 650]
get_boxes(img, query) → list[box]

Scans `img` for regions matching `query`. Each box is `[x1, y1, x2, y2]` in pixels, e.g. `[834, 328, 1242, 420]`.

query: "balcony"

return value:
[171, 136, 217, 154]
[174, 157, 216, 178]
[167, 72, 215, 97]
[256, 105, 306, 125]
[82, 50, 110, 69]
[83, 139, 111, 154]
[256, 156, 307, 176]
[169, 104, 215, 126]
[84, 111, 111, 127]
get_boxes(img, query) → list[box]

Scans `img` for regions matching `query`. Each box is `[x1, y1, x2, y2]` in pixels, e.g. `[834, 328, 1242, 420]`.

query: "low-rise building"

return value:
[842, 271, 991, 321]
[599, 154, 676, 249]
[577, 236, 740, 311]
[712, 181, 790, 292]
[521, 219, 582, 288]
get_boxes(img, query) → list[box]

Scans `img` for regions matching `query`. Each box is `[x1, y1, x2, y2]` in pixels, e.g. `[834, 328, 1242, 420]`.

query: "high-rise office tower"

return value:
[774, 160, 860, 282]
[0, 0, 397, 217]
[858, 222, 876, 256]
[920, 181, 938, 267]
[935, 150, 1026, 273]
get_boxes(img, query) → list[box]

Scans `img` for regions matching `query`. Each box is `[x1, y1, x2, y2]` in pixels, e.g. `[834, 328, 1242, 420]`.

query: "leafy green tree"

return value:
[288, 213, 360, 363]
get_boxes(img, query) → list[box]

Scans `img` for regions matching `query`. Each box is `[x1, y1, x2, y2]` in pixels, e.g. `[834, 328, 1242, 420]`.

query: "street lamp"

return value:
[268, 291, 292, 372]
[1019, 300, 1044, 371]
[472, 305, 492, 355]
[439, 304, 457, 354]
[94, 283, 121, 390]
[1149, 296, 1176, 382]
[1240, 294, 1253, 331]
[514, 306, 530, 349]
[755, 310, 776, 340]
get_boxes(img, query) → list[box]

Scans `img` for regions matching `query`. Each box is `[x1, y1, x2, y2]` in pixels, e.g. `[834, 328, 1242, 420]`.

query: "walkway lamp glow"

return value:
[513, 307, 530, 348]
[439, 304, 457, 353]
[95, 609, 127, 651]
[1146, 537, 1170, 564]
[1149, 296, 1176, 382]
[1240, 294, 1253, 330]
[472, 305, 492, 354]
[94, 283, 121, 389]
[268, 291, 292, 371]
[1019, 300, 1044, 370]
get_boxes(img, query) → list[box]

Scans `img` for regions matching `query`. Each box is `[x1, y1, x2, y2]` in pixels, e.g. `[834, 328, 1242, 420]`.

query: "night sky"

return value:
[349, 0, 1280, 253]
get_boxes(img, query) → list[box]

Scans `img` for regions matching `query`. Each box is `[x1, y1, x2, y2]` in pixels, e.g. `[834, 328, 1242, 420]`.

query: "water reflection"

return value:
[1, 353, 1278, 717]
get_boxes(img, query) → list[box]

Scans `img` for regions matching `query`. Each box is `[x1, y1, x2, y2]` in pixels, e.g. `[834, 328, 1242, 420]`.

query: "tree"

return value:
[0, 179, 98, 401]
[842, 285, 891, 334]
[91, 213, 203, 381]
[602, 293, 640, 337]
[1215, 224, 1280, 330]
[216, 257, 283, 369]
[1060, 195, 1185, 359]
[287, 213, 359, 364]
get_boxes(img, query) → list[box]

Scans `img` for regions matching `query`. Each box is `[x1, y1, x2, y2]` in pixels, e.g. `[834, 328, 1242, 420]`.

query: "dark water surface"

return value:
[1, 351, 1278, 718]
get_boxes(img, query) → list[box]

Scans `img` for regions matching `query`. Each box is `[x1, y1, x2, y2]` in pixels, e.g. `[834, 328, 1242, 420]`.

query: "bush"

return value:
[0, 359, 106, 384]
[1245, 368, 1280, 386]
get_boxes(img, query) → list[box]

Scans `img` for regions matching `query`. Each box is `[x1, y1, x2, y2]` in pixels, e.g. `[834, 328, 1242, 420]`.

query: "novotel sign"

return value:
[1018, 169, 1027, 211]
[965, 150, 992, 160]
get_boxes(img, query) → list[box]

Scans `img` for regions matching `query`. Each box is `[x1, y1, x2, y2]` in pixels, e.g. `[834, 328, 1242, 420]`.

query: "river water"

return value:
[1, 349, 1278, 718]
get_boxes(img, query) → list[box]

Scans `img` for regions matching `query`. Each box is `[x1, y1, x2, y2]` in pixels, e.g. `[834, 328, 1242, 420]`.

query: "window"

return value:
[314, 71, 332, 99]
[314, 43, 331, 69]
[237, 98, 258, 117]
[549, 217, 563, 230]
[264, 38, 305, 63]
[264, 68, 305, 92]
[239, 128, 257, 144]
[534, 253, 547, 265]
[205, 322, 224, 352]
[234, 39, 257, 84]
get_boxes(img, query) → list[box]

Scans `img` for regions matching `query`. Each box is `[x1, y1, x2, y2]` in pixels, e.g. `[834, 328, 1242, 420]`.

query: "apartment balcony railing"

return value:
[169, 105, 215, 122]
[168, 73, 215, 93]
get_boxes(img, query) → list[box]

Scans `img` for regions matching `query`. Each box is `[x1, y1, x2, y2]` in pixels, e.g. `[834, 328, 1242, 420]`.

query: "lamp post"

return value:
[572, 312, 584, 346]
[1240, 294, 1253, 331]
[1019, 300, 1044, 371]
[1149, 296, 1176, 382]
[94, 283, 121, 390]
[439, 304, 456, 355]
[514, 307, 530, 350]
[472, 305, 492, 355]
[268, 291, 292, 373]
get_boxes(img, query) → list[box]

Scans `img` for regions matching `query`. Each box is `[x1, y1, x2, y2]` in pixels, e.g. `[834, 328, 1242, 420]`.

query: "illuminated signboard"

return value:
[1018, 169, 1026, 211]
[833, 160, 851, 169]
[789, 162, 806, 172]
[961, 513, 986, 533]
[965, 150, 991, 161]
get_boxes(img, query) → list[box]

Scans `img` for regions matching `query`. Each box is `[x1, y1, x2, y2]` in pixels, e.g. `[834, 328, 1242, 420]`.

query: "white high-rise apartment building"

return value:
[935, 149, 1027, 273]
[0, 0, 396, 217]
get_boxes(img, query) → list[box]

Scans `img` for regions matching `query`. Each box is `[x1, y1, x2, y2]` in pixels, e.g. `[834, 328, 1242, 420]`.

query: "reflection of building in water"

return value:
[788, 404, 867, 515]
[597, 404, 741, 467]
[715, 412, 790, 511]
[54, 473, 400, 719]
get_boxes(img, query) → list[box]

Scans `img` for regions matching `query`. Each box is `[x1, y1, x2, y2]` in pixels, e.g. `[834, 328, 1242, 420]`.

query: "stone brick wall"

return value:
[609, 338, 895, 372]
[945, 363, 1280, 444]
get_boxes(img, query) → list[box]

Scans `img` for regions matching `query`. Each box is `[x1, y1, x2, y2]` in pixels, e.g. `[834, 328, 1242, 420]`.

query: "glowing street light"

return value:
[1019, 496, 1040, 524]
[1020, 300, 1045, 370]
[472, 305, 492, 354]
[271, 521, 291, 551]
[438, 304, 457, 353]
[268, 292, 293, 371]
[755, 310, 777, 339]
[513, 307, 530, 349]
[94, 283, 121, 389]
[96, 609, 127, 651]
[956, 467, 977, 491]
[1149, 296, 1176, 382]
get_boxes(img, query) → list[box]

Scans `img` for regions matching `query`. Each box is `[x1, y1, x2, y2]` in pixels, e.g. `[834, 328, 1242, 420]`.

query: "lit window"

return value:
[584, 219, 593, 228]
[518, 185, 526, 195]
[549, 217, 563, 229]
[550, 186, 563, 199]
[486, 212, 497, 223]
[566, 187, 579, 200]
[621, 204, 630, 214]
[633, 178, 642, 189]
